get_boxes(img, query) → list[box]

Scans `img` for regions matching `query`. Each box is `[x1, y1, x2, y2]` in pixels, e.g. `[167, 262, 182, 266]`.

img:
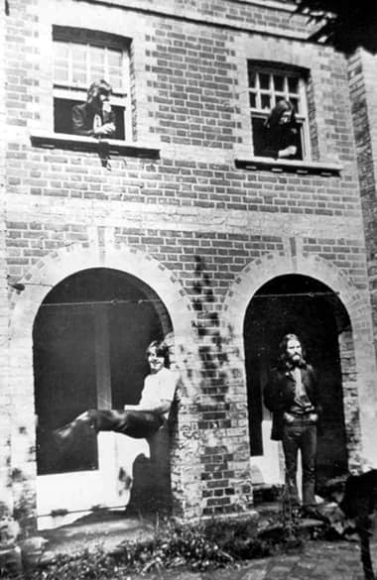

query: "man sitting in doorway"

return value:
[72, 79, 116, 138]
[54, 340, 179, 447]
[263, 333, 323, 519]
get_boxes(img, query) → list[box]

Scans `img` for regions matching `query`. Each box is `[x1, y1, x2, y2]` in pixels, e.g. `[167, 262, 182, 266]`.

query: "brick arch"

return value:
[223, 252, 367, 338]
[222, 251, 377, 470]
[8, 243, 194, 525]
[10, 243, 193, 343]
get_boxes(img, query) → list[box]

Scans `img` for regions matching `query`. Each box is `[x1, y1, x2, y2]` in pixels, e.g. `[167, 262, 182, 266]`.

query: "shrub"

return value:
[28, 515, 295, 579]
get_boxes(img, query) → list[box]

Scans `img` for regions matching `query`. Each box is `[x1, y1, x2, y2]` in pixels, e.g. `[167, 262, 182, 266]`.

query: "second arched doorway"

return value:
[244, 274, 351, 493]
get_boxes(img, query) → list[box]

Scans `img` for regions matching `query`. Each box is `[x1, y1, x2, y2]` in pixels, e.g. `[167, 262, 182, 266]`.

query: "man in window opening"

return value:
[262, 99, 299, 159]
[53, 340, 179, 448]
[263, 334, 323, 520]
[72, 79, 116, 138]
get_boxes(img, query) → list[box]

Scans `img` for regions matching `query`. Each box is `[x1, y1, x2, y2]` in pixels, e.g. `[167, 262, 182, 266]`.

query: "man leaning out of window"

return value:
[72, 79, 116, 138]
[262, 99, 298, 160]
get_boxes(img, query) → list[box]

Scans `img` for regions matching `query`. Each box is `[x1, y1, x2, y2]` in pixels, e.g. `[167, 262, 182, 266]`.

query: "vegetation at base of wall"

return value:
[26, 516, 302, 579]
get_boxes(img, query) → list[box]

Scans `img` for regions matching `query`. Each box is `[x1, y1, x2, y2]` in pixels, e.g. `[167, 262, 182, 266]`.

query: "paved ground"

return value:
[38, 509, 154, 558]
[129, 538, 377, 580]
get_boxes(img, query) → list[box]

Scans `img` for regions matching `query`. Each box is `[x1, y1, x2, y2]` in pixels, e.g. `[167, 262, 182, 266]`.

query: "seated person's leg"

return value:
[115, 410, 163, 439]
[54, 409, 163, 445]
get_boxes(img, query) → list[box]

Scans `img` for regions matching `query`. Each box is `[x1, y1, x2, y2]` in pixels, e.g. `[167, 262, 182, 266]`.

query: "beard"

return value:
[288, 353, 303, 367]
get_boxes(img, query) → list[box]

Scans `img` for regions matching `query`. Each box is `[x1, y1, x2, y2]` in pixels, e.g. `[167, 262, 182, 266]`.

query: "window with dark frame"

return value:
[53, 28, 130, 141]
[248, 64, 309, 160]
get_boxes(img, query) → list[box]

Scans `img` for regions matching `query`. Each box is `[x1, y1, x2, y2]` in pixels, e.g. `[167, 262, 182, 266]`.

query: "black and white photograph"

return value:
[1, 0, 377, 578]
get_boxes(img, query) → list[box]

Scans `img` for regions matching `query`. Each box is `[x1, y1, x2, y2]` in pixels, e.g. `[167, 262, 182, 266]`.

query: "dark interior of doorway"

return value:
[33, 268, 169, 477]
[244, 274, 349, 490]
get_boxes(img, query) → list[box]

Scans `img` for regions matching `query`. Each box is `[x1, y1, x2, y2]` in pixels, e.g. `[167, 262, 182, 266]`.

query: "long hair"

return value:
[86, 79, 112, 106]
[265, 99, 296, 129]
[278, 333, 306, 367]
[146, 339, 170, 368]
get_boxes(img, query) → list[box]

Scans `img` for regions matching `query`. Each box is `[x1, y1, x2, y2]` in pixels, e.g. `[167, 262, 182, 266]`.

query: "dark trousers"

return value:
[282, 415, 317, 508]
[54, 409, 163, 451]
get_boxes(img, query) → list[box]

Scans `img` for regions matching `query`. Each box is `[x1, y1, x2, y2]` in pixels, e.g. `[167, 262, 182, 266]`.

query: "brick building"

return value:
[1, 0, 377, 535]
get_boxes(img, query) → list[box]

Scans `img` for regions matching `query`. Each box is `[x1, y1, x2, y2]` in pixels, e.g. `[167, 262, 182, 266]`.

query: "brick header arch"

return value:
[222, 252, 369, 338]
[8, 243, 195, 524]
[222, 251, 377, 468]
[10, 243, 193, 343]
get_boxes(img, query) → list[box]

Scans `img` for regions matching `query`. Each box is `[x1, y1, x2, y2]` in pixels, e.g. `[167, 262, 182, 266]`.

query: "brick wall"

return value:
[348, 49, 377, 356]
[3, 0, 377, 529]
[0, 0, 14, 522]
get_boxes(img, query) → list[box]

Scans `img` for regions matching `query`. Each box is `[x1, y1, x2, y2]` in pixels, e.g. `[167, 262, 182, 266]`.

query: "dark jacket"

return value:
[263, 363, 322, 440]
[72, 103, 115, 137]
[262, 122, 299, 159]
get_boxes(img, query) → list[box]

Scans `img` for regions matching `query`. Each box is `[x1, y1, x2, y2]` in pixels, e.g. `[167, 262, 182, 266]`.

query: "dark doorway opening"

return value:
[33, 268, 171, 476]
[244, 274, 349, 489]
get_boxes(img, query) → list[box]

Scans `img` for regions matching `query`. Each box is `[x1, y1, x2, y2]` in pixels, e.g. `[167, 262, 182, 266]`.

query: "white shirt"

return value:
[291, 367, 314, 413]
[139, 367, 179, 421]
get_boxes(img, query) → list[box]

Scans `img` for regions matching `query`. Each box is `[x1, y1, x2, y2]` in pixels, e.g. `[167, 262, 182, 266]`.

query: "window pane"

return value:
[274, 92, 286, 104]
[71, 44, 87, 63]
[54, 58, 69, 68]
[72, 70, 87, 85]
[54, 42, 69, 59]
[109, 66, 123, 88]
[288, 76, 299, 94]
[54, 67, 69, 83]
[249, 92, 256, 108]
[109, 76, 123, 93]
[91, 46, 105, 67]
[290, 97, 299, 113]
[259, 73, 270, 90]
[108, 49, 123, 69]
[248, 70, 257, 88]
[91, 66, 104, 77]
[54, 42, 70, 84]
[108, 49, 123, 90]
[261, 94, 271, 110]
[273, 75, 284, 92]
[251, 116, 268, 157]
[109, 66, 122, 76]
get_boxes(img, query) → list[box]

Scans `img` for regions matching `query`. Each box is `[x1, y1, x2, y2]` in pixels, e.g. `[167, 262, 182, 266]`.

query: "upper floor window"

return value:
[248, 64, 309, 161]
[53, 28, 131, 140]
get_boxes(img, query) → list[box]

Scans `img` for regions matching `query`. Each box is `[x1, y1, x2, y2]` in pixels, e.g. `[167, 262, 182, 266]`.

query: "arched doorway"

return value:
[33, 267, 172, 526]
[244, 274, 350, 492]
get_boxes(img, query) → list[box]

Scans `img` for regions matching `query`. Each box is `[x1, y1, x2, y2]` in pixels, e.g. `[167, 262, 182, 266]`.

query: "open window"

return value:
[53, 27, 131, 140]
[248, 63, 310, 160]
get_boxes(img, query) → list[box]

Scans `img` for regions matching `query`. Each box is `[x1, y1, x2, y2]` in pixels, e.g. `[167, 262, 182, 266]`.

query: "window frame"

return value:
[248, 63, 311, 161]
[52, 27, 132, 141]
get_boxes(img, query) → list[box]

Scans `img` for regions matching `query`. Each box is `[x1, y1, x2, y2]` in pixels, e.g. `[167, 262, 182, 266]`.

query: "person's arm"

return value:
[277, 126, 298, 159]
[72, 105, 95, 137]
[72, 105, 115, 137]
[124, 400, 171, 414]
[277, 144, 297, 159]
[95, 104, 116, 137]
[309, 366, 322, 419]
[93, 121, 116, 137]
[124, 370, 178, 415]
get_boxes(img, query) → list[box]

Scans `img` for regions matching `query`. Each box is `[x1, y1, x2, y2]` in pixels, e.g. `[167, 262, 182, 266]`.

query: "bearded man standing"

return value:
[264, 333, 322, 518]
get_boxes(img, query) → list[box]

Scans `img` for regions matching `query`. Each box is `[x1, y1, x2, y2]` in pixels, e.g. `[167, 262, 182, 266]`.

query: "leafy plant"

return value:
[27, 515, 301, 579]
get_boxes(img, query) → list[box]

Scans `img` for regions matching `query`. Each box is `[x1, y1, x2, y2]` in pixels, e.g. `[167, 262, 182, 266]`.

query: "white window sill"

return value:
[235, 157, 342, 176]
[30, 131, 160, 159]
